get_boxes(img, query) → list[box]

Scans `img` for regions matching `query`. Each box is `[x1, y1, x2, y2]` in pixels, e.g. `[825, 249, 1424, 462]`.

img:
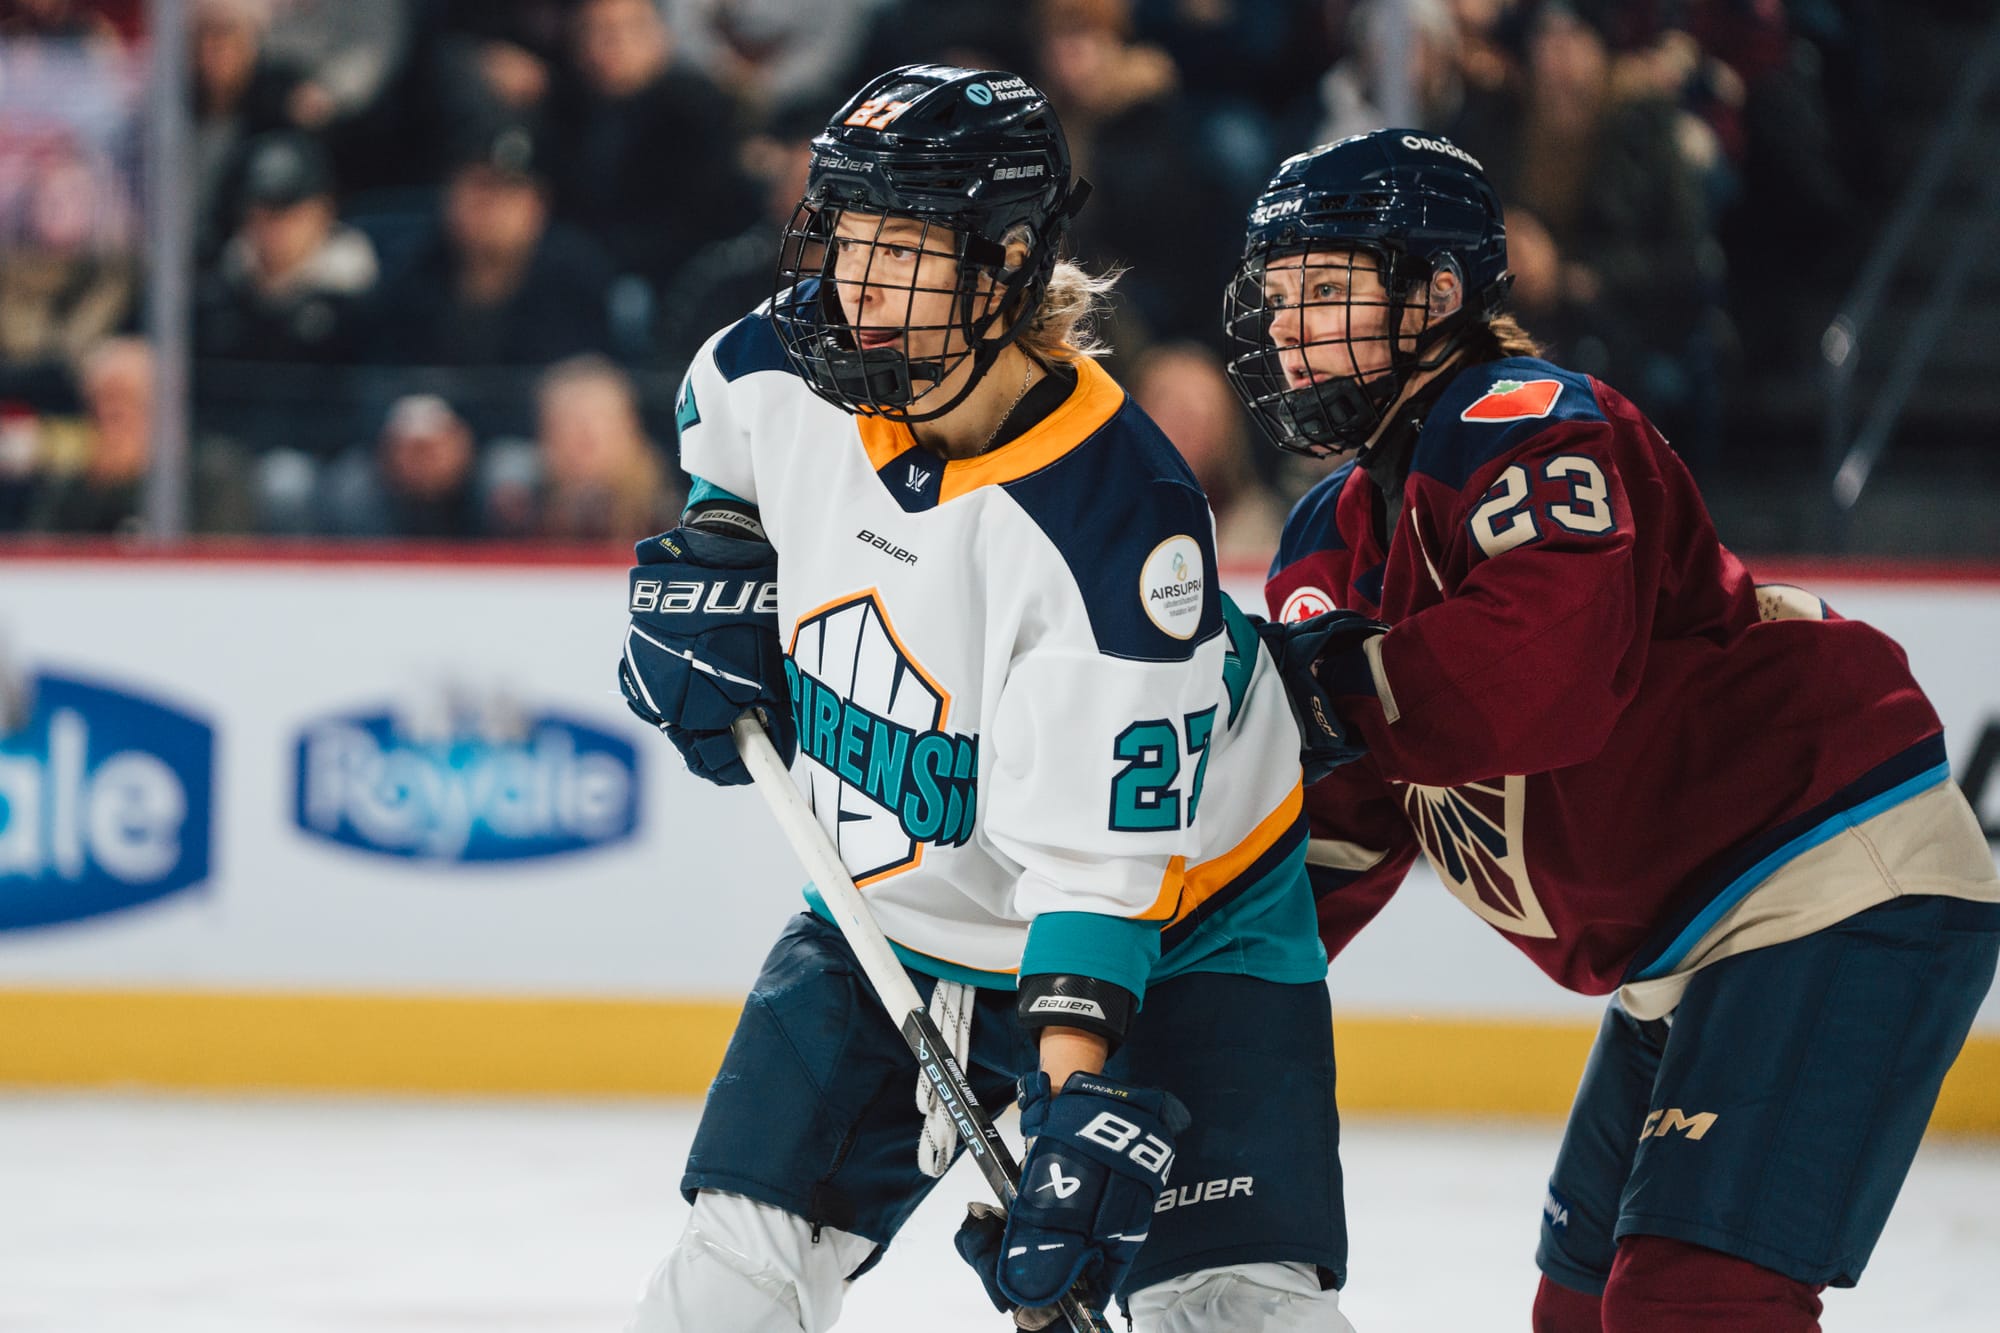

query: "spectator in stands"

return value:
[192, 131, 379, 463]
[191, 0, 317, 262]
[1495, 204, 1596, 366]
[195, 131, 378, 366]
[251, 0, 420, 195]
[1033, 0, 1235, 343]
[654, 97, 820, 368]
[363, 120, 615, 368]
[545, 0, 753, 290]
[485, 355, 679, 541]
[856, 0, 1035, 78]
[321, 393, 485, 538]
[0, 138, 136, 373]
[0, 399, 48, 531]
[1126, 0, 1328, 207]
[4, 338, 250, 535]
[1313, 0, 1474, 146]
[429, 0, 581, 113]
[1466, 3, 1723, 464]
[665, 0, 875, 111]
[59, 335, 152, 532]
[0, 0, 120, 46]
[259, 0, 412, 134]
[1130, 342, 1284, 566]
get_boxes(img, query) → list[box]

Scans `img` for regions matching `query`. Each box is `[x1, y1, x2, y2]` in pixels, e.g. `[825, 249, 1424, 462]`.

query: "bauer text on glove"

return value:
[617, 525, 795, 785]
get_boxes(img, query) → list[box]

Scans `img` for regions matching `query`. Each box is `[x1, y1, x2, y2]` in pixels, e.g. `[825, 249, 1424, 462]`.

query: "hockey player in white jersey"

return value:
[617, 64, 1356, 1332]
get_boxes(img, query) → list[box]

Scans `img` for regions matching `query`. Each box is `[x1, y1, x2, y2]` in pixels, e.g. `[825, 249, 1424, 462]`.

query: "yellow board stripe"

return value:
[3, 990, 1996, 1135]
[0, 989, 741, 1096]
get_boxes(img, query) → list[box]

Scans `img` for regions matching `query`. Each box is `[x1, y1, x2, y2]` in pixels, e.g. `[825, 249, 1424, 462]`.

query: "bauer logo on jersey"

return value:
[786, 592, 978, 883]
[292, 702, 639, 863]
[0, 669, 214, 931]
[1460, 378, 1563, 423]
[1141, 536, 1206, 639]
[1280, 585, 1337, 622]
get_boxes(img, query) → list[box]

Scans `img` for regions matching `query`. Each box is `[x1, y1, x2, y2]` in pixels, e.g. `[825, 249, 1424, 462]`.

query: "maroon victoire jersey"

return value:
[1267, 356, 1947, 995]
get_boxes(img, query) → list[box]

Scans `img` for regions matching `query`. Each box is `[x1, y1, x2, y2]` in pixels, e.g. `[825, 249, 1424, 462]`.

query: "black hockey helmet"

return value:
[771, 64, 1090, 422]
[1222, 130, 1512, 458]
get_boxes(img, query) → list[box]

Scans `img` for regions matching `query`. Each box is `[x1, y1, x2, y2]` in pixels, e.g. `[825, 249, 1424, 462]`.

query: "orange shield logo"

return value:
[1460, 378, 1563, 422]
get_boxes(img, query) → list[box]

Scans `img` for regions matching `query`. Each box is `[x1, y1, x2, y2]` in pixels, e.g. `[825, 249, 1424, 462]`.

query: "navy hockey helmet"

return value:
[1222, 130, 1512, 458]
[771, 64, 1090, 422]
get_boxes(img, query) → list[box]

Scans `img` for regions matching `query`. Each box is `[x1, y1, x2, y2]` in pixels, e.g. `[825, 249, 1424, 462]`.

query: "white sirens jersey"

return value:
[676, 307, 1322, 997]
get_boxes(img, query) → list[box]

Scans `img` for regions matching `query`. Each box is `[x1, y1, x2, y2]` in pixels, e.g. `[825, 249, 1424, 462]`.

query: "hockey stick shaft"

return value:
[730, 716, 1107, 1333]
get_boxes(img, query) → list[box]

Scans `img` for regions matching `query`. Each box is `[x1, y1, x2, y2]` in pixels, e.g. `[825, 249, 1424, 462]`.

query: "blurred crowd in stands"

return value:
[0, 0, 1889, 551]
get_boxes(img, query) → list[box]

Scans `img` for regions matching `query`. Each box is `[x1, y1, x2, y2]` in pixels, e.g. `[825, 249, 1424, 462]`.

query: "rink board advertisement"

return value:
[1, 552, 1997, 1122]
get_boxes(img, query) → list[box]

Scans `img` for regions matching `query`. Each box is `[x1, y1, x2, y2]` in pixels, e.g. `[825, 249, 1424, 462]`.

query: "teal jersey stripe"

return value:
[1630, 764, 1954, 982]
[1155, 838, 1329, 985]
[801, 886, 1019, 990]
[685, 475, 751, 514]
[1021, 910, 1161, 1001]
[800, 837, 1328, 996]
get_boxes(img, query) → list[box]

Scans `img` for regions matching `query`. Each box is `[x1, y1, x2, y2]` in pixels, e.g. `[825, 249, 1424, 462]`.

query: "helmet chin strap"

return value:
[806, 184, 1089, 425]
[1293, 291, 1475, 457]
[862, 212, 1072, 424]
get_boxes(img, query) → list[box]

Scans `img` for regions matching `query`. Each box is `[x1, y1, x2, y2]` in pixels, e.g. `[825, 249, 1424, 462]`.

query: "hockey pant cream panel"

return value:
[626, 1190, 875, 1333]
[1128, 1261, 1359, 1333]
[628, 1193, 1356, 1333]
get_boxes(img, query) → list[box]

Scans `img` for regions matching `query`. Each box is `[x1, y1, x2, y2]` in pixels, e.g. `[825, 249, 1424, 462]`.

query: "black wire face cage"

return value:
[771, 202, 1030, 423]
[1222, 245, 1453, 459]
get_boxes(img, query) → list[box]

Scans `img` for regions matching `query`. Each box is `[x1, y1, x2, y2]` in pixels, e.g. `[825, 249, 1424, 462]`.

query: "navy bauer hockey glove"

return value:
[617, 524, 794, 785]
[955, 1071, 1190, 1321]
[1254, 608, 1387, 783]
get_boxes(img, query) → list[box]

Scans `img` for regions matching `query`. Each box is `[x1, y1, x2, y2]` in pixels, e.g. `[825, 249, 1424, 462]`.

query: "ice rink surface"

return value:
[4, 1094, 1995, 1331]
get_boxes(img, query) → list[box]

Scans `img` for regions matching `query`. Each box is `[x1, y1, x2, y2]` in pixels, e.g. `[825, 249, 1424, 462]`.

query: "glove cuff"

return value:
[1313, 631, 1381, 698]
[684, 501, 768, 543]
[1016, 974, 1137, 1048]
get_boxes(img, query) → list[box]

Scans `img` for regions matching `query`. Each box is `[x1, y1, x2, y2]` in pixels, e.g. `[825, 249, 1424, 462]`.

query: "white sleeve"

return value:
[982, 640, 1227, 924]
[674, 317, 762, 508]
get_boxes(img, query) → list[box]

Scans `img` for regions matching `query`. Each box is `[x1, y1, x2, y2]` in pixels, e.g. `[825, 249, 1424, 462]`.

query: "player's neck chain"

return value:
[976, 359, 1035, 456]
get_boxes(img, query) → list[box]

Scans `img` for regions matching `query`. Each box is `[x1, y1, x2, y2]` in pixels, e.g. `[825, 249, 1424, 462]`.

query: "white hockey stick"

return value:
[729, 715, 1109, 1333]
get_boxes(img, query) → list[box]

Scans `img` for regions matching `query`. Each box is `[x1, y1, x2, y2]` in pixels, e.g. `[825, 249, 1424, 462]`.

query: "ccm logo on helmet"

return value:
[1400, 134, 1483, 171]
[1249, 196, 1305, 226]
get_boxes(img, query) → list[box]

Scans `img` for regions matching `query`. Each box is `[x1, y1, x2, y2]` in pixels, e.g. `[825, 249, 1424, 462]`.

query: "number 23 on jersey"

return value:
[1468, 454, 1617, 559]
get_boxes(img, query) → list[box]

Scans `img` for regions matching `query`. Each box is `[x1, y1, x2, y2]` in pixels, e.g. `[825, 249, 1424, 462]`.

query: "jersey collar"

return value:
[855, 356, 1127, 508]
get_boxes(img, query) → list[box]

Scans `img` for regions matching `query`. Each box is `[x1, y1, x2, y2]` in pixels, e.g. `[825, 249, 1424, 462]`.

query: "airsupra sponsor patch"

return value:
[1461, 378, 1563, 423]
[1141, 535, 1206, 638]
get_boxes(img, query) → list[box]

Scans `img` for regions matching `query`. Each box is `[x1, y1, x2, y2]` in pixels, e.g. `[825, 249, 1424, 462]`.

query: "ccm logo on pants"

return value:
[1641, 1108, 1719, 1141]
[1155, 1176, 1255, 1213]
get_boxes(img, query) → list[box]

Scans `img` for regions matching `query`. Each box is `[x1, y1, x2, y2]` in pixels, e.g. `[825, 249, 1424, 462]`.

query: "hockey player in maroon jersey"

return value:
[1225, 130, 2000, 1332]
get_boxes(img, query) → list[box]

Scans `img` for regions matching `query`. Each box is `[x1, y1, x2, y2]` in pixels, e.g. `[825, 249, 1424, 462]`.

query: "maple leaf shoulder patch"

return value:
[1460, 377, 1564, 422]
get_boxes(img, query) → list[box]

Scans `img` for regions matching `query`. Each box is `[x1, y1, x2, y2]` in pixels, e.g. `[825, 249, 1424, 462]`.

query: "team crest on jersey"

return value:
[1461, 378, 1563, 423]
[786, 592, 978, 883]
[1400, 775, 1555, 938]
[1279, 585, 1337, 622]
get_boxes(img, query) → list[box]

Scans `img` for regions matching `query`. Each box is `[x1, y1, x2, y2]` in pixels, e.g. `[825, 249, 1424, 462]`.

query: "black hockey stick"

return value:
[730, 715, 1110, 1333]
